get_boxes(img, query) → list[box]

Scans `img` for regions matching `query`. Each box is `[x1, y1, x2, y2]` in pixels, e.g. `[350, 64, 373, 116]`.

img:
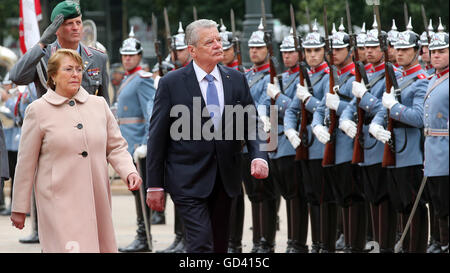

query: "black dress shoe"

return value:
[335, 233, 345, 250]
[0, 207, 11, 216]
[251, 242, 261, 253]
[156, 235, 182, 253]
[172, 239, 187, 253]
[342, 245, 352, 253]
[228, 244, 242, 253]
[285, 240, 293, 253]
[118, 238, 150, 252]
[310, 242, 321, 253]
[289, 244, 308, 253]
[427, 241, 442, 253]
[19, 233, 40, 244]
[151, 211, 166, 225]
[441, 244, 449, 253]
[257, 241, 275, 253]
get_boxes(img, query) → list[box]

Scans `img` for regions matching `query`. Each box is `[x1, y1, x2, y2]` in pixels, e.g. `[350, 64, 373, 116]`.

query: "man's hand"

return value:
[296, 82, 312, 103]
[251, 159, 269, 179]
[285, 128, 301, 149]
[369, 123, 391, 144]
[266, 77, 281, 100]
[326, 92, 340, 111]
[133, 145, 147, 163]
[146, 191, 165, 212]
[11, 212, 26, 230]
[352, 81, 368, 99]
[127, 173, 142, 191]
[313, 125, 330, 144]
[339, 120, 357, 139]
[39, 14, 64, 47]
[382, 88, 399, 110]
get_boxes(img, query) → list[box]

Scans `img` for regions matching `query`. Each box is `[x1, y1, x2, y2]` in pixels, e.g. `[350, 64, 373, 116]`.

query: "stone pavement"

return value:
[0, 180, 313, 253]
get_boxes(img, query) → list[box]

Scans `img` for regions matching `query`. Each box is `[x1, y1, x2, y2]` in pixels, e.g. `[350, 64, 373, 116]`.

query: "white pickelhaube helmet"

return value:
[119, 26, 143, 55]
[172, 22, 188, 50]
[429, 17, 449, 51]
[332, 18, 350, 48]
[248, 18, 266, 47]
[356, 22, 367, 47]
[279, 27, 296, 52]
[420, 19, 435, 46]
[303, 19, 325, 49]
[365, 14, 386, 47]
[387, 19, 400, 46]
[219, 19, 233, 50]
[394, 17, 420, 49]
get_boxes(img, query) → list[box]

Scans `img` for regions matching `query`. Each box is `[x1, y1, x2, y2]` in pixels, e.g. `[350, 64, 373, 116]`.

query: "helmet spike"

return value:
[437, 17, 445, 32]
[361, 22, 366, 34]
[178, 22, 184, 34]
[391, 19, 397, 31]
[338, 17, 345, 32]
[129, 26, 135, 38]
[312, 18, 318, 32]
[406, 17, 413, 31]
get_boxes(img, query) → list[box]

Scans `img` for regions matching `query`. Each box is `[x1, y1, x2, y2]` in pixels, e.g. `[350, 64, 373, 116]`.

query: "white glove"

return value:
[382, 88, 398, 110]
[154, 75, 161, 90]
[296, 82, 312, 103]
[326, 92, 340, 111]
[260, 115, 271, 133]
[133, 145, 147, 162]
[285, 128, 301, 149]
[368, 123, 391, 144]
[339, 120, 357, 139]
[313, 125, 330, 144]
[352, 81, 368, 99]
[266, 77, 281, 100]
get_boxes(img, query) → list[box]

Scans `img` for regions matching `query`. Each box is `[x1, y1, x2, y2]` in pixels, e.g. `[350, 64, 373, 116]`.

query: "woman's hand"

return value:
[11, 212, 26, 230]
[127, 172, 142, 191]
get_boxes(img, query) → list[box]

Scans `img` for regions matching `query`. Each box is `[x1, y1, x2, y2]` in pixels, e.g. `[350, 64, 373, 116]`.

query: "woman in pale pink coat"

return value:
[10, 49, 142, 253]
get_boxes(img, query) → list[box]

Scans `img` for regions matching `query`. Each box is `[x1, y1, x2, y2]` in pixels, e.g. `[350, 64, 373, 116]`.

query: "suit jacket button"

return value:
[77, 123, 83, 129]
[69, 100, 75, 106]
[81, 151, 88, 157]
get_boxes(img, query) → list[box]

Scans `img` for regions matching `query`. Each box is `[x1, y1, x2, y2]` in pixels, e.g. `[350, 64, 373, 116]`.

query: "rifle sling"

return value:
[248, 71, 269, 89]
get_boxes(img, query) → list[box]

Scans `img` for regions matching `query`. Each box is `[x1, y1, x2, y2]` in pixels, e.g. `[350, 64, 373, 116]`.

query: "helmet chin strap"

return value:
[344, 46, 354, 63]
[404, 46, 421, 68]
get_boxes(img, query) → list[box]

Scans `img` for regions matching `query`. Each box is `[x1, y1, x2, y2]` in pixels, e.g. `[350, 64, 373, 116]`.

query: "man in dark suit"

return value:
[146, 19, 269, 253]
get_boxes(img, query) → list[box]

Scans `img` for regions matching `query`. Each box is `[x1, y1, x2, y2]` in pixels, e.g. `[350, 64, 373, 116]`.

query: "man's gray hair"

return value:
[185, 19, 218, 46]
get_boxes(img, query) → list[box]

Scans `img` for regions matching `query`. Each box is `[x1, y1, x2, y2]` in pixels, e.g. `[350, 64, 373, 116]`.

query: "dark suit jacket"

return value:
[146, 61, 268, 199]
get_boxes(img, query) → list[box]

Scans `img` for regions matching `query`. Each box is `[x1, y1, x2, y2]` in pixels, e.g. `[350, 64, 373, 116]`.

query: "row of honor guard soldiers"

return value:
[217, 13, 448, 253]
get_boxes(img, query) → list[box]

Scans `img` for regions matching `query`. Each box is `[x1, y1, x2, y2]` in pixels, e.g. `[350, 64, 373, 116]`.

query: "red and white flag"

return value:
[19, 0, 42, 54]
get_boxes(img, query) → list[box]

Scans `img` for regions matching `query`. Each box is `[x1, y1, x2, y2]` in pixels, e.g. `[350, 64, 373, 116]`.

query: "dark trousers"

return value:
[387, 165, 429, 253]
[427, 176, 449, 247]
[171, 173, 232, 253]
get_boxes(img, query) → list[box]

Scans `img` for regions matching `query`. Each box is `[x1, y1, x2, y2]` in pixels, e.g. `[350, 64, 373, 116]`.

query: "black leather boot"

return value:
[408, 204, 428, 253]
[321, 202, 337, 253]
[257, 199, 278, 253]
[439, 216, 449, 253]
[289, 240, 308, 253]
[309, 204, 321, 253]
[157, 234, 182, 253]
[379, 199, 397, 251]
[349, 202, 368, 253]
[118, 191, 151, 252]
[19, 192, 39, 244]
[228, 190, 244, 253]
[151, 210, 166, 225]
[250, 201, 263, 253]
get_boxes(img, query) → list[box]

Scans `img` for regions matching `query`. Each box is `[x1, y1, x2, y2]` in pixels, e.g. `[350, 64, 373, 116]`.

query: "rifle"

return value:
[321, 6, 338, 167]
[152, 13, 164, 77]
[290, 4, 309, 161]
[421, 5, 432, 58]
[230, 9, 244, 73]
[403, 3, 409, 29]
[261, 0, 278, 152]
[371, 2, 396, 167]
[346, 1, 364, 164]
[164, 8, 179, 70]
[193, 6, 198, 21]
